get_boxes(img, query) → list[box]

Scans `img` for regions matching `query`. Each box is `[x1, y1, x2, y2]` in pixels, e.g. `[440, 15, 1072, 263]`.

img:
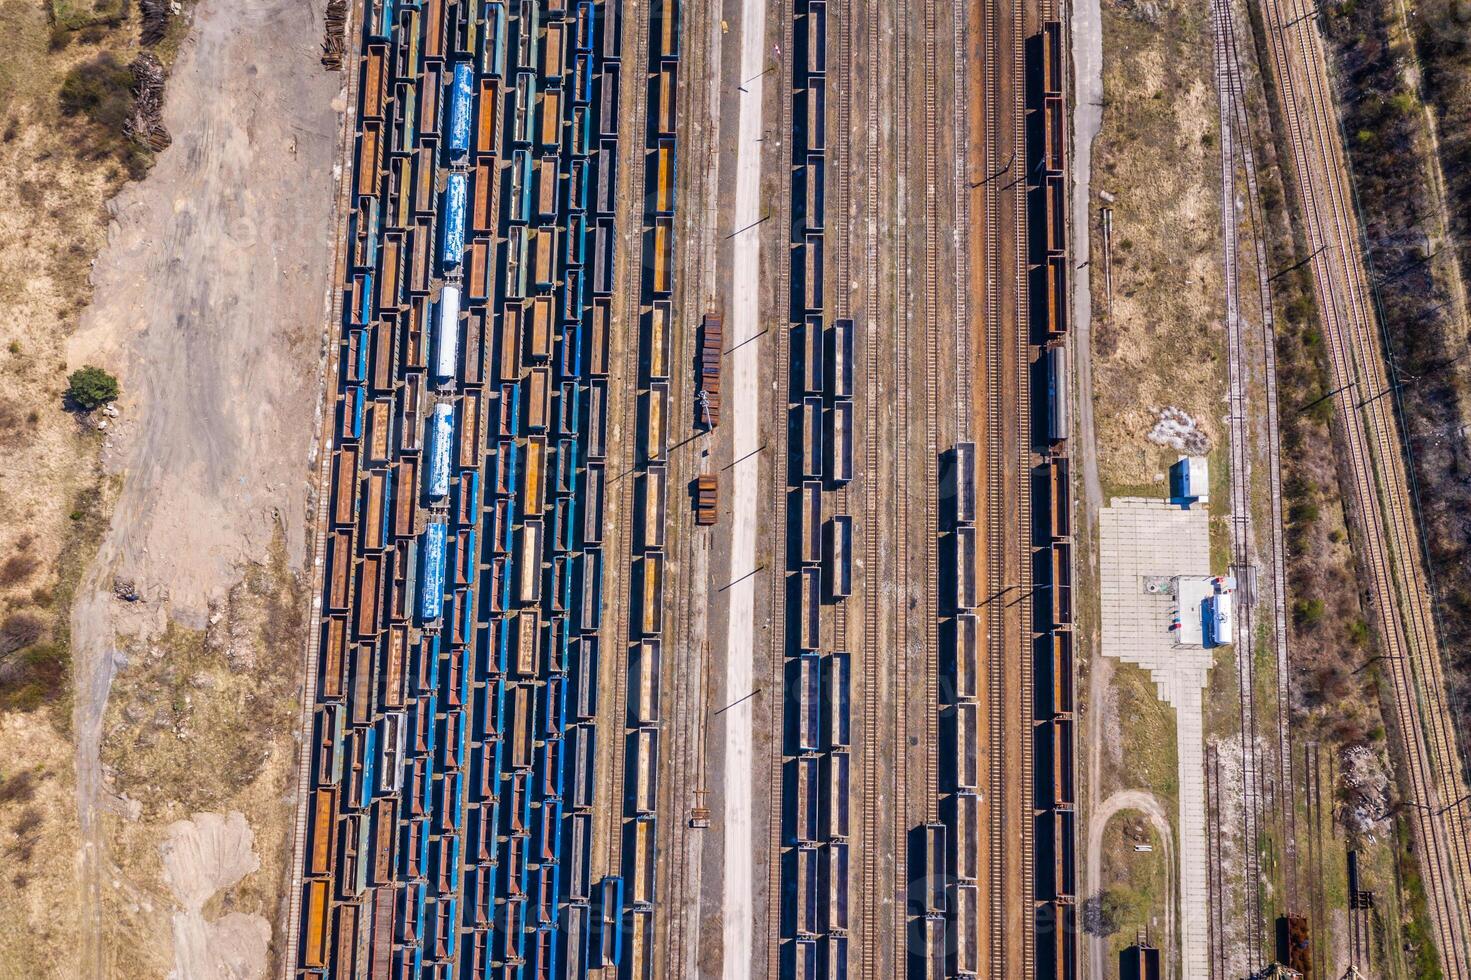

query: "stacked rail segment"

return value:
[779, 2, 854, 978]
[289, 1, 635, 977]
[1026, 19, 1076, 980]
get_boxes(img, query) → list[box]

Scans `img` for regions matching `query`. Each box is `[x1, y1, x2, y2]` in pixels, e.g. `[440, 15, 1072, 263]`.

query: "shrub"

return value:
[65, 365, 119, 409]
[0, 613, 45, 656]
[58, 52, 135, 134]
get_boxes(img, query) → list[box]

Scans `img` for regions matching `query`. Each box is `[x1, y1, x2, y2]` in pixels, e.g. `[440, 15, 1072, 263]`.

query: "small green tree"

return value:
[66, 366, 120, 410]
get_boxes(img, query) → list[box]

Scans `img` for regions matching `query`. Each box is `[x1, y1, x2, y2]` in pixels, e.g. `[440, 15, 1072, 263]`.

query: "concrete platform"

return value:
[1099, 496, 1214, 980]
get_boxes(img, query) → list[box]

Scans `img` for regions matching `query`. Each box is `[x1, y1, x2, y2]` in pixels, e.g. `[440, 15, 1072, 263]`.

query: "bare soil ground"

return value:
[0, 0, 341, 973]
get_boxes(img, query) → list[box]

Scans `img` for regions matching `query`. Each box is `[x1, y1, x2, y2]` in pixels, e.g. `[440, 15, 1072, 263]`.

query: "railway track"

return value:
[1210, 0, 1268, 966]
[857, 0, 886, 972]
[1263, 0, 1471, 971]
[920, 0, 941, 833]
[1217, 0, 1299, 914]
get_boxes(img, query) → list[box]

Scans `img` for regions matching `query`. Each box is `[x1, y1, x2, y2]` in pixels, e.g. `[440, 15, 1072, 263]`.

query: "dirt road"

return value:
[65, 0, 340, 973]
[1087, 789, 1176, 979]
[720, 0, 768, 969]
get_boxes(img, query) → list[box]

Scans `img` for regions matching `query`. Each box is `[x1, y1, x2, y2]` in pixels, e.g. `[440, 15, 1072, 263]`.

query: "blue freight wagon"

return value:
[448, 61, 475, 157]
[418, 522, 448, 622]
[440, 172, 467, 268]
[427, 403, 454, 498]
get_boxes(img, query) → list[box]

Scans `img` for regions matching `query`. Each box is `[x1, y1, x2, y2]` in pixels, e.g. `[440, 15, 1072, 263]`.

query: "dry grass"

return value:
[97, 535, 305, 974]
[1090, 0, 1226, 489]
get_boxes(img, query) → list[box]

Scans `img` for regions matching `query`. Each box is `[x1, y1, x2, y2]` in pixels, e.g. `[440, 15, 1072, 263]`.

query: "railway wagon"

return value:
[1044, 254, 1068, 340]
[426, 403, 454, 498]
[331, 447, 359, 528]
[653, 138, 677, 216]
[528, 294, 554, 363]
[801, 480, 822, 566]
[954, 524, 977, 611]
[645, 380, 669, 463]
[822, 840, 850, 934]
[574, 636, 599, 719]
[1049, 453, 1071, 539]
[301, 878, 332, 968]
[954, 701, 979, 792]
[821, 748, 850, 839]
[953, 882, 980, 976]
[595, 138, 619, 216]
[535, 155, 559, 221]
[954, 612, 979, 700]
[646, 300, 673, 382]
[792, 939, 818, 980]
[1034, 807, 1076, 901]
[827, 398, 854, 485]
[586, 380, 607, 459]
[821, 935, 849, 980]
[1044, 172, 1066, 256]
[598, 63, 621, 138]
[525, 366, 551, 432]
[1052, 539, 1073, 626]
[513, 71, 537, 144]
[1044, 94, 1065, 174]
[652, 216, 675, 295]
[797, 650, 822, 751]
[569, 813, 593, 897]
[314, 703, 345, 786]
[589, 297, 612, 377]
[952, 789, 980, 883]
[307, 786, 339, 878]
[823, 651, 851, 749]
[448, 60, 474, 157]
[921, 915, 947, 980]
[804, 76, 826, 153]
[1046, 345, 1070, 444]
[800, 314, 825, 396]
[652, 0, 679, 60]
[1046, 630, 1074, 718]
[826, 317, 853, 401]
[655, 63, 678, 138]
[579, 548, 603, 633]
[1036, 902, 1078, 980]
[804, 0, 827, 77]
[418, 522, 448, 623]
[793, 845, 820, 937]
[799, 567, 822, 653]
[627, 906, 655, 980]
[633, 639, 662, 725]
[583, 461, 606, 545]
[569, 723, 596, 809]
[593, 220, 617, 296]
[801, 396, 824, 481]
[922, 822, 948, 913]
[639, 551, 665, 636]
[823, 514, 853, 600]
[518, 518, 545, 606]
[792, 753, 820, 843]
[802, 154, 825, 232]
[319, 617, 348, 701]
[952, 441, 976, 526]
[521, 434, 547, 517]
[441, 172, 467, 269]
[804, 232, 824, 314]
[433, 285, 461, 386]
[1042, 20, 1064, 97]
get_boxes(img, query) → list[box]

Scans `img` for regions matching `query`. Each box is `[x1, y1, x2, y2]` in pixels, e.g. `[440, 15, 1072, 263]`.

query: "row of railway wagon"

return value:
[779, 3, 857, 979]
[294, 0, 686, 976]
[1032, 21, 1077, 980]
[905, 19, 1077, 980]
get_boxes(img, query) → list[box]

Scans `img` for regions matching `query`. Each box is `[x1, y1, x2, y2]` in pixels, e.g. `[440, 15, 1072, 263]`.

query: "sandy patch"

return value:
[160, 812, 270, 980]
